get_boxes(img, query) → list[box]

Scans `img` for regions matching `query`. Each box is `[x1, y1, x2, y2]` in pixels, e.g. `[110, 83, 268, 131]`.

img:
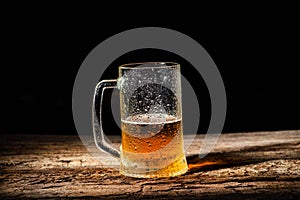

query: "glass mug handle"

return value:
[92, 79, 120, 158]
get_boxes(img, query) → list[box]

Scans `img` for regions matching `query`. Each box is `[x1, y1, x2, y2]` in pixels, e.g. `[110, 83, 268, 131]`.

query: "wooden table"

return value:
[1, 130, 300, 199]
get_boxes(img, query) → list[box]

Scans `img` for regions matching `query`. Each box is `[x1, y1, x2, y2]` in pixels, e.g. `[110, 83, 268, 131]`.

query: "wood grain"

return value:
[1, 130, 300, 199]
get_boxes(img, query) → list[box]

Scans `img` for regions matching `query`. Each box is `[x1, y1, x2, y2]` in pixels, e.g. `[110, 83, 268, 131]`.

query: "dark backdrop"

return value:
[1, 5, 299, 135]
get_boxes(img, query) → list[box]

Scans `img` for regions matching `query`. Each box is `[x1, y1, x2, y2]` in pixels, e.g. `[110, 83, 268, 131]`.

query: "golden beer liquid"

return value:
[120, 114, 188, 178]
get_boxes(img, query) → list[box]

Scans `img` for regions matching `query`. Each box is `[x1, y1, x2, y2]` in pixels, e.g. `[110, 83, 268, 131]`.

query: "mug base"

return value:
[120, 154, 188, 178]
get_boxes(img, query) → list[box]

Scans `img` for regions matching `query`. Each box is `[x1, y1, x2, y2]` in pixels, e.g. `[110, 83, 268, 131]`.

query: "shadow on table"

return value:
[186, 141, 298, 174]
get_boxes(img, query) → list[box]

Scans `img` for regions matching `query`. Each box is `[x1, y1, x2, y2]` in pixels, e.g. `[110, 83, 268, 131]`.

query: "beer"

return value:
[120, 114, 188, 178]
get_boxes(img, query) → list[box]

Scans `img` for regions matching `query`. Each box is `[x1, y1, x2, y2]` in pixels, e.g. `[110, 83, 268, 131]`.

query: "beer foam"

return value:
[122, 114, 181, 125]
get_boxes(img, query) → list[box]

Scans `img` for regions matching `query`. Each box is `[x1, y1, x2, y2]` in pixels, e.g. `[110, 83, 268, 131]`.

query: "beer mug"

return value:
[92, 62, 188, 178]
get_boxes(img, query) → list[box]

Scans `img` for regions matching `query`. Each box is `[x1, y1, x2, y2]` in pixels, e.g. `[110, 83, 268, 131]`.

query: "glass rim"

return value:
[119, 62, 180, 69]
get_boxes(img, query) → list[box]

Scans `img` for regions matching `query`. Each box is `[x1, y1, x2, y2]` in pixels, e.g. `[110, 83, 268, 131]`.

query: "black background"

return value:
[1, 4, 299, 135]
